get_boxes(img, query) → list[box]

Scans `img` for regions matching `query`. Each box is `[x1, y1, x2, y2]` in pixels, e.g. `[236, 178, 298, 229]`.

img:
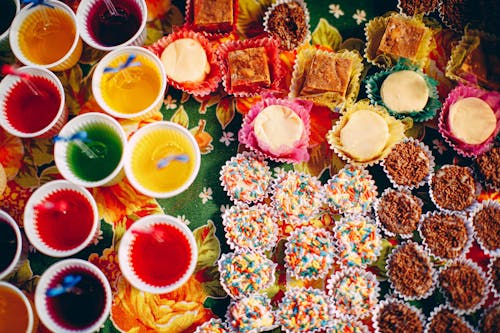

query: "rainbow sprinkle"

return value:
[220, 153, 271, 203]
[328, 321, 368, 333]
[218, 251, 276, 299]
[278, 288, 331, 332]
[272, 171, 324, 224]
[328, 269, 379, 319]
[195, 318, 229, 333]
[285, 226, 335, 280]
[335, 216, 381, 267]
[324, 165, 377, 215]
[223, 203, 278, 251]
[227, 294, 275, 333]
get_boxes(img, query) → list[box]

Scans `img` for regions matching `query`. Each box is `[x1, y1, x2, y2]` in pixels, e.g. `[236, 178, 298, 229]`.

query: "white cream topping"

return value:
[380, 70, 429, 113]
[160, 38, 210, 83]
[449, 97, 496, 145]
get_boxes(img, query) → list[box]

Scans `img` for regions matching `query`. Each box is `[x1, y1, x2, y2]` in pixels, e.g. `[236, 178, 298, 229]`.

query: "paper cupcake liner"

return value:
[23, 180, 99, 258]
[194, 318, 229, 333]
[487, 257, 500, 300]
[219, 151, 272, 204]
[373, 187, 422, 239]
[469, 200, 500, 257]
[326, 320, 369, 333]
[438, 84, 500, 157]
[372, 297, 426, 333]
[324, 164, 378, 216]
[365, 59, 441, 122]
[184, 0, 238, 35]
[397, 0, 439, 16]
[270, 170, 325, 226]
[218, 37, 285, 97]
[92, 46, 167, 120]
[288, 47, 363, 111]
[0, 66, 68, 138]
[364, 13, 432, 69]
[76, 0, 147, 51]
[124, 121, 201, 198]
[278, 287, 332, 333]
[225, 294, 278, 333]
[334, 215, 382, 269]
[428, 165, 480, 213]
[326, 100, 406, 166]
[479, 300, 499, 333]
[284, 226, 335, 281]
[0, 282, 35, 332]
[35, 259, 112, 333]
[146, 29, 223, 97]
[238, 96, 312, 163]
[0, 210, 26, 280]
[262, 0, 311, 51]
[218, 250, 277, 300]
[473, 148, 500, 192]
[221, 202, 279, 253]
[436, 258, 490, 315]
[118, 215, 198, 294]
[424, 304, 478, 333]
[54, 112, 127, 188]
[385, 241, 437, 301]
[418, 211, 474, 262]
[9, 1, 82, 71]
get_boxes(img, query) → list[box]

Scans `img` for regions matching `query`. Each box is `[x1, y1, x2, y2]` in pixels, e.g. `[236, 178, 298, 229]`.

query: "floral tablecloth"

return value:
[0, 0, 498, 332]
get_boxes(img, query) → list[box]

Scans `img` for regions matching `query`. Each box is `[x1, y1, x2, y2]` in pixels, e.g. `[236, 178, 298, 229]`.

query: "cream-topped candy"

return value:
[340, 110, 389, 161]
[380, 70, 429, 113]
[253, 105, 304, 155]
[449, 97, 496, 145]
[161, 38, 210, 83]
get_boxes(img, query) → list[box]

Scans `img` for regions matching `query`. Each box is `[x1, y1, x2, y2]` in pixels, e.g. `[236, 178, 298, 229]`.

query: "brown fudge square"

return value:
[193, 0, 233, 27]
[228, 47, 271, 89]
[301, 53, 353, 96]
[378, 16, 425, 60]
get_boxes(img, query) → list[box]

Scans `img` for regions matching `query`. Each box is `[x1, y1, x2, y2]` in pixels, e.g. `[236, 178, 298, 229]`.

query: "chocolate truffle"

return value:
[427, 308, 474, 333]
[266, 1, 308, 50]
[473, 204, 500, 253]
[476, 147, 500, 189]
[491, 257, 500, 294]
[398, 0, 440, 16]
[481, 304, 500, 333]
[383, 140, 430, 188]
[376, 301, 424, 333]
[376, 189, 421, 236]
[430, 165, 476, 211]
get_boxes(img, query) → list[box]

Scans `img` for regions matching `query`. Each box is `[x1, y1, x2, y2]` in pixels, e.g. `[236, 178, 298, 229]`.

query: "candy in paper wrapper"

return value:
[194, 318, 229, 333]
[226, 294, 276, 333]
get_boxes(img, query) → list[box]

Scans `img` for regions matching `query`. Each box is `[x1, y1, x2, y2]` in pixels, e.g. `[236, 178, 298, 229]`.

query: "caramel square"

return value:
[301, 53, 353, 96]
[193, 0, 233, 27]
[378, 17, 425, 60]
[228, 47, 271, 89]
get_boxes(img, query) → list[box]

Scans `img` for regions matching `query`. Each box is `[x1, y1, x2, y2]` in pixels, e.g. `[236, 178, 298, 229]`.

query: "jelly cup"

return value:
[0, 209, 23, 280]
[0, 0, 20, 51]
[0, 281, 35, 333]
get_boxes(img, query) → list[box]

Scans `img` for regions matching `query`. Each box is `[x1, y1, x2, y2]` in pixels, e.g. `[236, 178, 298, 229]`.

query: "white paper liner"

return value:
[380, 137, 435, 191]
[23, 180, 99, 258]
[385, 241, 437, 301]
[418, 211, 474, 262]
[222, 202, 279, 253]
[225, 294, 278, 333]
[478, 300, 499, 333]
[372, 297, 426, 333]
[436, 258, 490, 315]
[194, 318, 229, 333]
[424, 304, 478, 333]
[428, 165, 480, 214]
[217, 250, 277, 300]
[219, 151, 272, 205]
[277, 287, 332, 333]
[284, 225, 335, 281]
[262, 0, 311, 51]
[488, 257, 500, 299]
[469, 199, 500, 257]
[34, 258, 112, 333]
[326, 267, 380, 321]
[334, 215, 382, 269]
[373, 187, 422, 239]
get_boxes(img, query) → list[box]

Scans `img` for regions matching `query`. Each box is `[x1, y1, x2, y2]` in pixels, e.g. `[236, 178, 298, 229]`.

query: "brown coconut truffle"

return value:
[383, 140, 430, 188]
[388, 242, 434, 299]
[377, 301, 424, 333]
[430, 165, 476, 211]
[398, 0, 440, 16]
[476, 147, 500, 189]
[473, 204, 500, 252]
[266, 1, 308, 50]
[420, 212, 469, 260]
[427, 308, 474, 333]
[491, 257, 500, 294]
[376, 189, 421, 236]
[439, 261, 486, 311]
[481, 304, 500, 333]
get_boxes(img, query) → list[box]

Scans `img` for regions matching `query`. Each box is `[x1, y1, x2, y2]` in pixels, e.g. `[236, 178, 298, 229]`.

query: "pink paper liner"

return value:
[184, 0, 239, 35]
[238, 96, 312, 163]
[218, 37, 286, 97]
[418, 211, 474, 262]
[372, 298, 426, 333]
[194, 318, 229, 333]
[469, 200, 500, 257]
[479, 300, 499, 333]
[146, 29, 222, 97]
[385, 241, 437, 301]
[225, 294, 278, 333]
[424, 304, 478, 333]
[487, 257, 500, 300]
[436, 258, 490, 315]
[438, 84, 500, 157]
